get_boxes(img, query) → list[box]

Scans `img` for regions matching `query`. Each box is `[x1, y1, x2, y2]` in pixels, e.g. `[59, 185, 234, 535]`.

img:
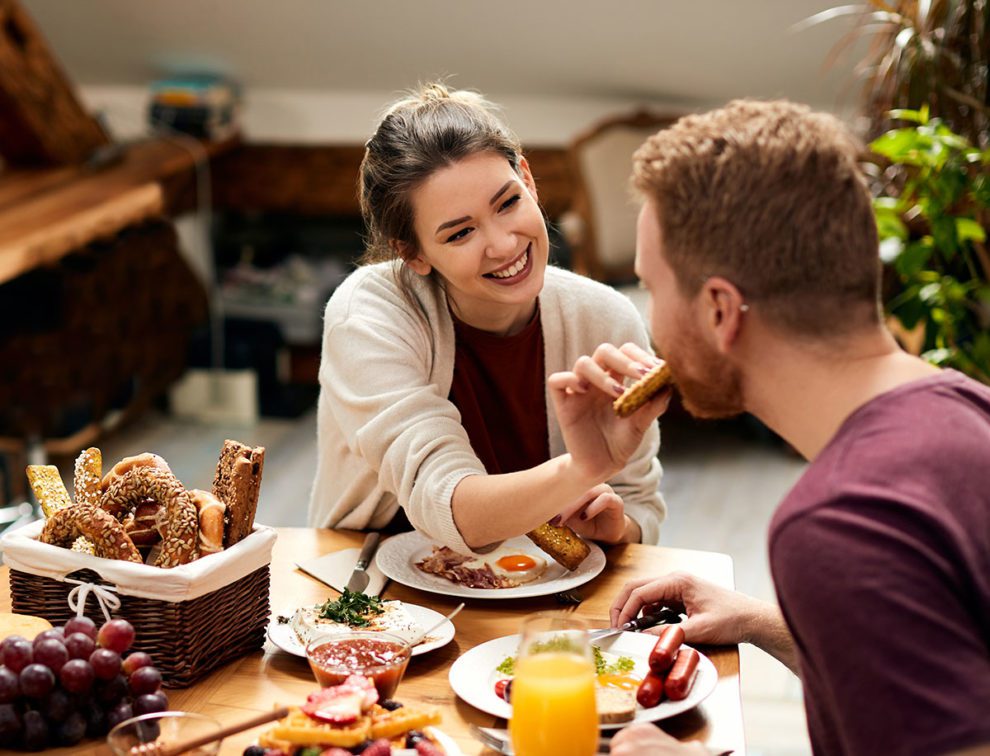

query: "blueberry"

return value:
[379, 699, 403, 711]
[243, 747, 267, 756]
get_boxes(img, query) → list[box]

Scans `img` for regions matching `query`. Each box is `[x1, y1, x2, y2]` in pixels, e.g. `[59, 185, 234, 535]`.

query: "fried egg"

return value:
[473, 546, 548, 584]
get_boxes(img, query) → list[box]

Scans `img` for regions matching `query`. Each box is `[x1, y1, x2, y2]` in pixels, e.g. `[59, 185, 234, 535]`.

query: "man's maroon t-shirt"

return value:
[769, 371, 990, 756]
[447, 307, 549, 475]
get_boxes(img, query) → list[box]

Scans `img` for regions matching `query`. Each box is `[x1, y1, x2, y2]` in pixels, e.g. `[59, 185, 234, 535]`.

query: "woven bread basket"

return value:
[1, 521, 276, 688]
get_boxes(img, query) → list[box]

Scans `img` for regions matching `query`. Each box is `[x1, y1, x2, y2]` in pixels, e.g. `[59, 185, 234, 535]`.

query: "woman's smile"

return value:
[484, 243, 533, 285]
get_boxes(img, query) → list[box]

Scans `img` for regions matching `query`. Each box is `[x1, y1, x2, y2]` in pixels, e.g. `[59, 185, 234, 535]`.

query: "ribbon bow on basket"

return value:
[64, 577, 121, 623]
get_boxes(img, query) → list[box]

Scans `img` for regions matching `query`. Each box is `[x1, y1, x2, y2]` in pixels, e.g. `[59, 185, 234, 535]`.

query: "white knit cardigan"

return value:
[308, 262, 665, 555]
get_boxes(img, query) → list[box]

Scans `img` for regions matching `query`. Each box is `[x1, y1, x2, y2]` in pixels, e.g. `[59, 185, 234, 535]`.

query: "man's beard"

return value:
[661, 318, 745, 420]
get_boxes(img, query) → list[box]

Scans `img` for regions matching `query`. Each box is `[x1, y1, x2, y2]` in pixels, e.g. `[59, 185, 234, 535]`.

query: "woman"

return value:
[308, 83, 665, 555]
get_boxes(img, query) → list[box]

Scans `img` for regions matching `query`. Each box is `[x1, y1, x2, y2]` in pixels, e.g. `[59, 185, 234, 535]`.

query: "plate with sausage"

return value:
[448, 628, 718, 728]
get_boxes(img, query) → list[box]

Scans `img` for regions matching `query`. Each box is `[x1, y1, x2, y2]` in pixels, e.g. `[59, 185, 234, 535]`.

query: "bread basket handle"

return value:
[64, 577, 120, 623]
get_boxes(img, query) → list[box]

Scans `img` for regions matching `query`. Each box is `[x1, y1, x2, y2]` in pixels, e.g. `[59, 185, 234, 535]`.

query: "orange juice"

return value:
[509, 652, 598, 756]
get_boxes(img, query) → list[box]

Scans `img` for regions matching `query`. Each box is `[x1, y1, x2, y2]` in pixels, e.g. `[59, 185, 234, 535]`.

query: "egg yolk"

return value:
[597, 673, 641, 690]
[495, 554, 538, 572]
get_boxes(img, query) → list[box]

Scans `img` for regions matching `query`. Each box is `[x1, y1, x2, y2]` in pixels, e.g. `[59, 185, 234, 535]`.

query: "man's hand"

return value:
[557, 484, 638, 544]
[610, 722, 707, 755]
[548, 343, 672, 483]
[610, 572, 800, 673]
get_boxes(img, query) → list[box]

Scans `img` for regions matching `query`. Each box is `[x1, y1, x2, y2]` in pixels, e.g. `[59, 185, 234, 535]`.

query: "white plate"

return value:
[267, 602, 456, 658]
[448, 631, 718, 728]
[375, 532, 607, 599]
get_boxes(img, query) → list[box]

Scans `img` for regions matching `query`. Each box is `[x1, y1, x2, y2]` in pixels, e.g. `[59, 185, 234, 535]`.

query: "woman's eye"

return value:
[499, 194, 521, 212]
[445, 227, 472, 243]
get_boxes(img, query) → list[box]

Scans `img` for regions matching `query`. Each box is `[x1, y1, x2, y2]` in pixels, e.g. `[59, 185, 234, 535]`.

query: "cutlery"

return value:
[472, 725, 733, 756]
[345, 532, 381, 594]
[407, 602, 464, 646]
[587, 607, 680, 642]
[471, 725, 611, 754]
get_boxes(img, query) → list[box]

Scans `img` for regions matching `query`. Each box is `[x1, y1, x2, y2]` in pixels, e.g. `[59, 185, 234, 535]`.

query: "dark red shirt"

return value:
[448, 306, 549, 475]
[769, 371, 990, 756]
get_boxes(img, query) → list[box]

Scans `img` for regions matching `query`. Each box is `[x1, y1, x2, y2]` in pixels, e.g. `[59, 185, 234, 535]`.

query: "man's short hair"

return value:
[633, 99, 881, 337]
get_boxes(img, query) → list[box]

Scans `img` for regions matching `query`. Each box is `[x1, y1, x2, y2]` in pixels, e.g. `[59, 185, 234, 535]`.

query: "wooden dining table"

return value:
[0, 527, 746, 755]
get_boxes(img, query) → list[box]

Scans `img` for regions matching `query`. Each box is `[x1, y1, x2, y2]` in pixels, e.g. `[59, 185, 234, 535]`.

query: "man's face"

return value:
[635, 201, 745, 419]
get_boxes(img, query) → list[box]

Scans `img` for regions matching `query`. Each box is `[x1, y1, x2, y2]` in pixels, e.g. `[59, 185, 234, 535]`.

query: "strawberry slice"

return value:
[302, 676, 379, 724]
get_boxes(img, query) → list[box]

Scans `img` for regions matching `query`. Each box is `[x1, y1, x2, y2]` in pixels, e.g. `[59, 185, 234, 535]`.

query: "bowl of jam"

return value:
[305, 631, 412, 698]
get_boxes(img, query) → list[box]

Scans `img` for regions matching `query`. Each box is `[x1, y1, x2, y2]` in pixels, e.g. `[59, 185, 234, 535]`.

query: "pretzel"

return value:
[26, 465, 72, 518]
[612, 362, 673, 418]
[73, 447, 103, 508]
[40, 506, 142, 563]
[189, 489, 225, 555]
[122, 498, 162, 548]
[101, 463, 199, 568]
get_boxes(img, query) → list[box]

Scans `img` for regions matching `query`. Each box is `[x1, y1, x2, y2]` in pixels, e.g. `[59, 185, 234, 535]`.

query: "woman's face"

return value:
[404, 152, 549, 335]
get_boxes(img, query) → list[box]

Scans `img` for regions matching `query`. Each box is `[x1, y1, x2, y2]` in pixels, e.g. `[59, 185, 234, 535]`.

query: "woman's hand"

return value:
[557, 484, 638, 544]
[548, 343, 672, 484]
[610, 722, 707, 755]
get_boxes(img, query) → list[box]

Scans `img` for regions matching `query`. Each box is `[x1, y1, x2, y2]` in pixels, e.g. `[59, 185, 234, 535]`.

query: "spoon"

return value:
[408, 602, 465, 646]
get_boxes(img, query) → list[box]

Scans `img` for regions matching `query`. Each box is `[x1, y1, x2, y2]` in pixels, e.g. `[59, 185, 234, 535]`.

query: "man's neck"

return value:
[743, 328, 941, 460]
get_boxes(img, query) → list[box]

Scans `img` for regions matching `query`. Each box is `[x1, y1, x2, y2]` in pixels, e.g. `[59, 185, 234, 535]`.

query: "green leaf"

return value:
[894, 240, 934, 277]
[921, 347, 955, 365]
[918, 282, 943, 304]
[875, 210, 908, 242]
[873, 196, 902, 212]
[870, 129, 929, 163]
[888, 108, 928, 124]
[955, 217, 986, 243]
[931, 216, 959, 260]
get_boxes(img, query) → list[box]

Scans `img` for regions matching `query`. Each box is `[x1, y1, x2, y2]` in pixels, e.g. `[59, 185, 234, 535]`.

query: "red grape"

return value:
[128, 665, 162, 695]
[97, 619, 135, 654]
[55, 711, 86, 746]
[2, 639, 33, 673]
[65, 632, 96, 660]
[0, 667, 18, 704]
[0, 703, 21, 747]
[122, 651, 153, 675]
[32, 638, 69, 674]
[89, 648, 121, 681]
[96, 674, 128, 706]
[106, 701, 133, 730]
[0, 636, 26, 657]
[33, 628, 63, 647]
[21, 709, 46, 750]
[59, 659, 95, 694]
[133, 691, 168, 715]
[43, 687, 72, 723]
[63, 616, 97, 641]
[19, 663, 55, 698]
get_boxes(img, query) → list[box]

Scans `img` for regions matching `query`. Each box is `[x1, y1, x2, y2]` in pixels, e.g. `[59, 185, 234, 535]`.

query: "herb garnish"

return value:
[317, 589, 385, 627]
[497, 642, 634, 677]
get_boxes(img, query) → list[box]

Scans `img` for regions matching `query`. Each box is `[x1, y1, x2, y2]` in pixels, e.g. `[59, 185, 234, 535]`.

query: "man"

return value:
[547, 100, 990, 756]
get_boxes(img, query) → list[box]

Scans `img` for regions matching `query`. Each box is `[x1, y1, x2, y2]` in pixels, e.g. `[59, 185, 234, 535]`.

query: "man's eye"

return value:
[445, 227, 472, 243]
[499, 195, 521, 212]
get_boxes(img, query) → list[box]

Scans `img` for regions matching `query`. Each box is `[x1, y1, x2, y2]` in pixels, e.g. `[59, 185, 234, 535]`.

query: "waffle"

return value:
[369, 702, 442, 739]
[612, 363, 673, 418]
[266, 709, 372, 748]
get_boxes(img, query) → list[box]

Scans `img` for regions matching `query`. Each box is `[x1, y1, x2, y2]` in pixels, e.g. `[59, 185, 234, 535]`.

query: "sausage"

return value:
[635, 671, 666, 708]
[647, 625, 685, 674]
[663, 647, 700, 701]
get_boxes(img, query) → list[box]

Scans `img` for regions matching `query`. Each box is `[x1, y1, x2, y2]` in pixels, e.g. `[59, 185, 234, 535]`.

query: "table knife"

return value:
[588, 607, 681, 641]
[345, 532, 381, 594]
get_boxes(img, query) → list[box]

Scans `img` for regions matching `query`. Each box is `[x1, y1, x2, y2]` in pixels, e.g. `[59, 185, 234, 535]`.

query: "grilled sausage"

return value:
[648, 625, 685, 674]
[636, 671, 666, 708]
[664, 647, 700, 701]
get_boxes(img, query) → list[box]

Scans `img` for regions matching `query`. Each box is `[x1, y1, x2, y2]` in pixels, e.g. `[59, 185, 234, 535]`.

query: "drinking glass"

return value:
[508, 614, 598, 756]
[107, 711, 223, 756]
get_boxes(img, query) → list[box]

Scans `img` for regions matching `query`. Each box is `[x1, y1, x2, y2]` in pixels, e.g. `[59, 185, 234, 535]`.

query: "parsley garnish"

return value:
[498, 643, 634, 677]
[317, 589, 384, 627]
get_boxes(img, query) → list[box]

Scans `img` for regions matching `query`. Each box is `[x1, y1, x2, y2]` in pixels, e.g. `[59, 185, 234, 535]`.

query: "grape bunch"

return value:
[0, 617, 169, 750]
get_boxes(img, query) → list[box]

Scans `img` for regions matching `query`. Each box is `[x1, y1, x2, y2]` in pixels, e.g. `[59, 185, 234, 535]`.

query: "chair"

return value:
[561, 109, 680, 319]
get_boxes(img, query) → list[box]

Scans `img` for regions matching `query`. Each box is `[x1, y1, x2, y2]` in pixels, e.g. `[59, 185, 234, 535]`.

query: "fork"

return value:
[553, 589, 583, 606]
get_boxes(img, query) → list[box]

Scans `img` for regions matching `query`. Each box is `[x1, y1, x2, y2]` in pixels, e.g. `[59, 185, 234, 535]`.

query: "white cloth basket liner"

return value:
[0, 519, 276, 602]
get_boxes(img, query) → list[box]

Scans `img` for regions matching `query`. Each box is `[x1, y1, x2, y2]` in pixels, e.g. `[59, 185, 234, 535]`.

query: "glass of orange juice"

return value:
[509, 614, 598, 756]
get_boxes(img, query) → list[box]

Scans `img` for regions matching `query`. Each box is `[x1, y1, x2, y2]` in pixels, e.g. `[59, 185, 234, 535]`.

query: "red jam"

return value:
[307, 638, 411, 698]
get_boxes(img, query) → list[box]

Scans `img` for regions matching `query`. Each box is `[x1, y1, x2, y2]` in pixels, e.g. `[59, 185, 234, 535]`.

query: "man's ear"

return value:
[701, 276, 746, 353]
[395, 240, 431, 276]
